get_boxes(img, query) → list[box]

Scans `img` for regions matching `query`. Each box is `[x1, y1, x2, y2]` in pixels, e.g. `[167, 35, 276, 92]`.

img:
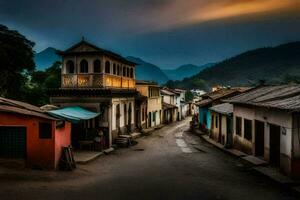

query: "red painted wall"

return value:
[0, 112, 71, 169]
[54, 122, 71, 169]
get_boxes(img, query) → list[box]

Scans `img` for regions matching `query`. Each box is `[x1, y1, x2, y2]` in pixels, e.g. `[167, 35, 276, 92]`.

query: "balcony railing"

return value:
[61, 73, 135, 89]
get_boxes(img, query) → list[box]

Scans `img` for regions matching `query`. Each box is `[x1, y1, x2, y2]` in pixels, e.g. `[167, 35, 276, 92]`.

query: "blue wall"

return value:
[199, 107, 211, 130]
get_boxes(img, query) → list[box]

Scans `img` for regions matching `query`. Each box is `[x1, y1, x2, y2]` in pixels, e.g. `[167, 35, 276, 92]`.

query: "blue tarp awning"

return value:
[47, 106, 100, 123]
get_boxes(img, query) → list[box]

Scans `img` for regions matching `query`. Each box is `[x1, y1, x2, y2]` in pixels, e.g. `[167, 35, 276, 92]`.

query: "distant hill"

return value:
[34, 47, 61, 71]
[170, 42, 300, 89]
[126, 56, 169, 84]
[163, 63, 214, 80]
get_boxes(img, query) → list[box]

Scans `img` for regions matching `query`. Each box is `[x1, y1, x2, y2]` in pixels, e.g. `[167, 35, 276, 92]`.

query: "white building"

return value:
[226, 85, 300, 178]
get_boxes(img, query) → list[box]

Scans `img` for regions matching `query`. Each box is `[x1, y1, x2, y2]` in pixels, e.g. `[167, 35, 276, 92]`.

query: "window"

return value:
[127, 67, 130, 77]
[142, 108, 145, 121]
[130, 68, 134, 78]
[244, 119, 252, 140]
[236, 117, 242, 136]
[80, 59, 88, 73]
[39, 122, 52, 139]
[153, 112, 156, 122]
[113, 64, 117, 75]
[93, 59, 101, 73]
[66, 60, 75, 73]
[123, 66, 127, 76]
[105, 61, 111, 73]
[211, 115, 214, 128]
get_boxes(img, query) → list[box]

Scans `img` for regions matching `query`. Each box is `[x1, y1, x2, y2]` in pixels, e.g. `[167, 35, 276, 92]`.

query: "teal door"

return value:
[0, 127, 26, 159]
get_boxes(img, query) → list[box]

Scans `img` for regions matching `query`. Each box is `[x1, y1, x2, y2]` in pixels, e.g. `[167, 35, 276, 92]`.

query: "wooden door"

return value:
[269, 124, 280, 166]
[255, 120, 265, 157]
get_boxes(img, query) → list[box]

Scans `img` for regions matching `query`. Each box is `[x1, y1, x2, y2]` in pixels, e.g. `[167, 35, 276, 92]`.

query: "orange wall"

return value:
[0, 112, 71, 170]
[54, 122, 71, 169]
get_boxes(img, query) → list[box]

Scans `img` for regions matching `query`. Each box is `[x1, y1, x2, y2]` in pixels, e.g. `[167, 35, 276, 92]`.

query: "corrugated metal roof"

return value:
[209, 103, 233, 115]
[225, 84, 300, 112]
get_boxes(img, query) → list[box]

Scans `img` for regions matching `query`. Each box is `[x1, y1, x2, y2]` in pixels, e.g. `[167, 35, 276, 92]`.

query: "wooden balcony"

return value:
[61, 74, 135, 89]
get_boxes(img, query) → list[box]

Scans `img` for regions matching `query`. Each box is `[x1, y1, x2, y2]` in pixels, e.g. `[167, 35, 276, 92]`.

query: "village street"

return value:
[0, 117, 298, 200]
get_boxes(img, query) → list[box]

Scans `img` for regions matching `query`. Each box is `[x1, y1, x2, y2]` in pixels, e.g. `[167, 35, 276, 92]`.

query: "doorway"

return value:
[218, 115, 223, 144]
[128, 103, 132, 133]
[135, 108, 140, 130]
[269, 124, 280, 166]
[124, 104, 127, 130]
[116, 104, 120, 133]
[148, 112, 152, 128]
[226, 116, 233, 148]
[0, 126, 26, 159]
[255, 120, 265, 157]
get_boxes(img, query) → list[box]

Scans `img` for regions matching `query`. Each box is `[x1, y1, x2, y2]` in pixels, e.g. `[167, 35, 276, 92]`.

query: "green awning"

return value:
[47, 106, 100, 123]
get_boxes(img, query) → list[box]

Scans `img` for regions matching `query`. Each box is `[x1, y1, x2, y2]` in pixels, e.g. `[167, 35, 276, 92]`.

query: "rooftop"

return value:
[209, 103, 233, 115]
[58, 40, 137, 66]
[136, 80, 159, 86]
[160, 89, 176, 96]
[0, 97, 56, 120]
[196, 87, 250, 107]
[225, 84, 300, 112]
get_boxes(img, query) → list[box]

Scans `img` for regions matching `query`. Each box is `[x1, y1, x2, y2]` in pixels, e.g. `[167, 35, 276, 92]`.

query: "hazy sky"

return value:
[1, 0, 300, 68]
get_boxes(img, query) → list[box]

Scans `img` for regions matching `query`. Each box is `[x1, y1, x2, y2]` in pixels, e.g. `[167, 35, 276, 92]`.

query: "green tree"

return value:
[282, 74, 300, 84]
[189, 79, 207, 90]
[0, 24, 35, 99]
[185, 90, 194, 102]
[28, 61, 61, 105]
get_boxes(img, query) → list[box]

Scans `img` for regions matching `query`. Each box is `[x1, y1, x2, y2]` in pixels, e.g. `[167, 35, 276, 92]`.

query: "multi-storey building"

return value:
[49, 39, 137, 149]
[136, 81, 162, 128]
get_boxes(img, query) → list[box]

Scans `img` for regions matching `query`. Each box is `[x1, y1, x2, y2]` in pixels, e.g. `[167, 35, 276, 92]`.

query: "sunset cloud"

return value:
[1, 0, 300, 66]
[132, 0, 300, 32]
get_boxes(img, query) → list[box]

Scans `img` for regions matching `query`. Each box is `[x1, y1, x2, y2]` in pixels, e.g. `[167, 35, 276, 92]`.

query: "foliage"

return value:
[171, 42, 300, 89]
[0, 24, 35, 99]
[185, 90, 194, 102]
[282, 74, 300, 84]
[0, 24, 62, 106]
[27, 61, 61, 105]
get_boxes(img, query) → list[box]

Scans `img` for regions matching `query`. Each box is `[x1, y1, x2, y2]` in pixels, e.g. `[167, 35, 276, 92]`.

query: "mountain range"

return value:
[170, 41, 300, 90]
[34, 47, 60, 71]
[34, 49, 210, 84]
[162, 63, 214, 81]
